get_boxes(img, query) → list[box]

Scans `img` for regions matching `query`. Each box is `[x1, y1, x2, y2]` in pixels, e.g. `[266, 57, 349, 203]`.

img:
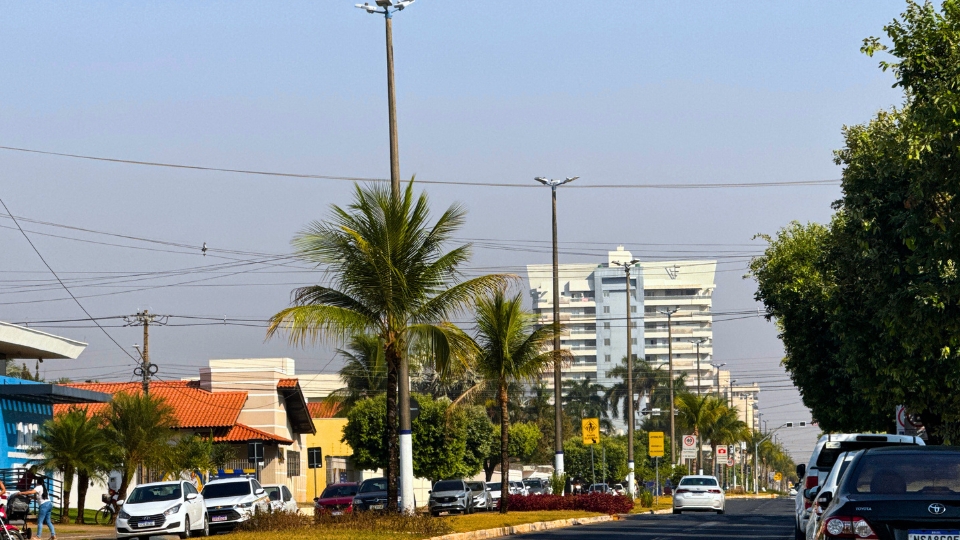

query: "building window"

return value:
[632, 338, 638, 345]
[603, 322, 610, 329]
[603, 291, 610, 298]
[286, 450, 301, 478]
[604, 355, 611, 362]
[631, 306, 637, 313]
[603, 306, 610, 314]
[604, 339, 611, 346]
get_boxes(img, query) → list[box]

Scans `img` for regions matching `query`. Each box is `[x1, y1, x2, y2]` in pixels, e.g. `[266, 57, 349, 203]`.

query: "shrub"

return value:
[549, 472, 567, 496]
[507, 492, 633, 515]
[238, 509, 450, 536]
[237, 509, 312, 532]
[638, 489, 654, 508]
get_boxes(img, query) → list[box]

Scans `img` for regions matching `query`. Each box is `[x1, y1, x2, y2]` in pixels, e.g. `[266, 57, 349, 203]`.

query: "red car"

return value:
[314, 482, 359, 517]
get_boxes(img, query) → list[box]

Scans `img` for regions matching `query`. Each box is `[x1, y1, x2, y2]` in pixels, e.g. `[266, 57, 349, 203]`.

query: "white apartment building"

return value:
[526, 247, 721, 424]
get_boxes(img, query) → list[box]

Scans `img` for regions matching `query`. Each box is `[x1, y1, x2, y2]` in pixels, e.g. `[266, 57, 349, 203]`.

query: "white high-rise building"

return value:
[526, 247, 719, 428]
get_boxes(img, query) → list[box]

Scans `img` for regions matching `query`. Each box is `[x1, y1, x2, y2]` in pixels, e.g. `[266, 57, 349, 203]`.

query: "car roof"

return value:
[325, 482, 358, 487]
[206, 477, 252, 484]
[814, 433, 923, 444]
[862, 445, 960, 454]
[680, 475, 718, 479]
[133, 480, 186, 488]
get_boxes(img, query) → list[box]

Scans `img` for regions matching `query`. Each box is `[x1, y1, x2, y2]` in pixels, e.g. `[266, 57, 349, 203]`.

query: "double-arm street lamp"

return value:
[534, 176, 579, 484]
[612, 257, 639, 498]
[356, 0, 416, 514]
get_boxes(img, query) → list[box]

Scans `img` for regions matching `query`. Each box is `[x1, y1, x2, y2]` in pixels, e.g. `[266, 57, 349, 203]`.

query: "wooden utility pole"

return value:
[125, 311, 165, 395]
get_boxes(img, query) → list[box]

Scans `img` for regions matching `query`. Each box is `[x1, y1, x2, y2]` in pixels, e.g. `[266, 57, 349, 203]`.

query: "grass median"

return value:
[443, 509, 605, 533]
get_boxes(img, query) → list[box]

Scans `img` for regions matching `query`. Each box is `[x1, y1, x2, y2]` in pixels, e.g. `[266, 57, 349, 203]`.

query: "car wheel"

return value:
[795, 522, 805, 540]
[179, 515, 192, 539]
[717, 509, 724, 515]
[199, 514, 209, 537]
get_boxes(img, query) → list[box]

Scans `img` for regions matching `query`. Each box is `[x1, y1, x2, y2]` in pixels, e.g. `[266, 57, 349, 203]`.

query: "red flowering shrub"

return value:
[505, 492, 633, 514]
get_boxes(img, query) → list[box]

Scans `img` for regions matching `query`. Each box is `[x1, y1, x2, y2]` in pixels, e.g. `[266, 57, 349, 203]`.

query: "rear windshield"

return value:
[850, 453, 960, 494]
[487, 483, 501, 490]
[202, 481, 250, 499]
[433, 481, 464, 492]
[466, 482, 484, 491]
[817, 439, 919, 469]
[359, 479, 387, 493]
[680, 478, 718, 486]
[320, 485, 358, 499]
[523, 479, 541, 487]
[128, 484, 182, 503]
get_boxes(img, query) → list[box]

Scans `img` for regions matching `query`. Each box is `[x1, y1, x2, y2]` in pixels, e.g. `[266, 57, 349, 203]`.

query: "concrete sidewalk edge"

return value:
[427, 515, 613, 540]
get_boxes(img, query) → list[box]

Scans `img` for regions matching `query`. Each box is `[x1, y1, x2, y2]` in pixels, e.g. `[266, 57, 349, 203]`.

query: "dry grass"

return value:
[627, 496, 674, 513]
[443, 509, 604, 533]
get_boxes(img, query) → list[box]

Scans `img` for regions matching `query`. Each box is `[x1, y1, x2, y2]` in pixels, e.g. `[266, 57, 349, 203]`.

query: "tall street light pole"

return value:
[612, 258, 639, 499]
[694, 338, 707, 398]
[357, 0, 416, 514]
[535, 176, 579, 486]
[658, 308, 678, 464]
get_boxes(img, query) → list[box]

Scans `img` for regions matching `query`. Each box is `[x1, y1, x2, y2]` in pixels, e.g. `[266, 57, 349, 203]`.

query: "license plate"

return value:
[212, 515, 228, 522]
[909, 531, 960, 540]
[370, 504, 384, 510]
[331, 511, 343, 516]
[138, 521, 155, 528]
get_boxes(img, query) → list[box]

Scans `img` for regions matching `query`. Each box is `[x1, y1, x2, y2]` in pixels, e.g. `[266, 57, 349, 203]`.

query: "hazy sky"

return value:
[0, 1, 909, 461]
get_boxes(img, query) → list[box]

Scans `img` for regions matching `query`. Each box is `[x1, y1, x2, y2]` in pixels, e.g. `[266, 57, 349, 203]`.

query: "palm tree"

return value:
[603, 357, 672, 420]
[34, 407, 110, 524]
[522, 382, 552, 423]
[267, 181, 508, 511]
[328, 334, 388, 410]
[562, 379, 611, 432]
[675, 394, 727, 473]
[700, 405, 748, 477]
[471, 289, 558, 514]
[102, 392, 178, 499]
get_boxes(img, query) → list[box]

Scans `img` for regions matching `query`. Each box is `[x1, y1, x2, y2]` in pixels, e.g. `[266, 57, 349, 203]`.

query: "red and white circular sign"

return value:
[682, 435, 696, 448]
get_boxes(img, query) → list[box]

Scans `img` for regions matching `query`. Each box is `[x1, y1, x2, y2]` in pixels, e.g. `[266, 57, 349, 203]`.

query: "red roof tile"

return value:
[307, 401, 342, 419]
[57, 381, 246, 428]
[277, 378, 298, 389]
[215, 423, 293, 444]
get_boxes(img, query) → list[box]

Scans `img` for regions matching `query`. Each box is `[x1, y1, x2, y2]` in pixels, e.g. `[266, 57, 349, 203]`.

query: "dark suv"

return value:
[352, 478, 413, 512]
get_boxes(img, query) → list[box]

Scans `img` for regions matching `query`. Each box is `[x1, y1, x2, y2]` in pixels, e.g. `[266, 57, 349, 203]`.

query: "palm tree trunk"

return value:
[385, 340, 401, 513]
[76, 471, 90, 524]
[60, 467, 74, 524]
[499, 380, 509, 514]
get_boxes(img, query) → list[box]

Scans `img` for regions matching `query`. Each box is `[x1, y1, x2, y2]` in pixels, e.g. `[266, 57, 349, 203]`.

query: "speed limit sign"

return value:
[682, 435, 696, 449]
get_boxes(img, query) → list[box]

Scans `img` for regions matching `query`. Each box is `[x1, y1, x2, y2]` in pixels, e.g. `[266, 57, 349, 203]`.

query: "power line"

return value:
[0, 145, 841, 190]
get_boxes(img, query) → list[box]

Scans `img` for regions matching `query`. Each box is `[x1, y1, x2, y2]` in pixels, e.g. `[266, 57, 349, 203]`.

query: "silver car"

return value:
[466, 481, 493, 511]
[428, 479, 474, 516]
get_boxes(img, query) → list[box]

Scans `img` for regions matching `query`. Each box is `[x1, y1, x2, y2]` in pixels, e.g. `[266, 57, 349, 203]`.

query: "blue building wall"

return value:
[0, 377, 52, 469]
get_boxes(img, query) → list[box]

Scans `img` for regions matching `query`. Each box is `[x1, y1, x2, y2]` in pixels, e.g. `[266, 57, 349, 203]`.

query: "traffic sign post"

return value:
[582, 418, 600, 445]
[649, 432, 664, 458]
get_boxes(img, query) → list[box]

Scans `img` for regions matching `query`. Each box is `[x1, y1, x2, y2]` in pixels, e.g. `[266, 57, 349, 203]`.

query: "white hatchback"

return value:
[672, 475, 725, 514]
[262, 484, 298, 513]
[116, 480, 208, 539]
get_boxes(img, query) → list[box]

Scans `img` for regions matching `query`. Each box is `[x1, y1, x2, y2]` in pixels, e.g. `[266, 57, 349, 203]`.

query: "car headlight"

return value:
[353, 498, 363, 505]
[237, 501, 254, 509]
[163, 504, 181, 516]
[118, 509, 130, 520]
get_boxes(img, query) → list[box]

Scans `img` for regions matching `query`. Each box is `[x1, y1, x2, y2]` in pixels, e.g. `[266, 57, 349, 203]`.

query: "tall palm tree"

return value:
[329, 334, 388, 410]
[34, 407, 110, 524]
[700, 405, 748, 476]
[267, 181, 508, 511]
[471, 289, 559, 514]
[103, 392, 178, 499]
[522, 382, 552, 423]
[562, 379, 611, 432]
[675, 394, 727, 473]
[604, 357, 673, 420]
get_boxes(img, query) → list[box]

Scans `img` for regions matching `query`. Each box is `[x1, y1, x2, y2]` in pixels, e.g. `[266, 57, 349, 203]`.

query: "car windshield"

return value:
[359, 479, 388, 494]
[523, 479, 540, 486]
[487, 483, 501, 490]
[265, 486, 280, 501]
[466, 482, 484, 491]
[127, 484, 182, 504]
[202, 481, 251, 499]
[680, 478, 719, 486]
[320, 485, 358, 499]
[849, 452, 960, 494]
[433, 481, 464, 492]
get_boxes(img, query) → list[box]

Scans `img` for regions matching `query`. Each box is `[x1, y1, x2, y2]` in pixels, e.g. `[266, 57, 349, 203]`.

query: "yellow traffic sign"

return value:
[649, 431, 664, 457]
[582, 418, 600, 445]
[774, 472, 783, 482]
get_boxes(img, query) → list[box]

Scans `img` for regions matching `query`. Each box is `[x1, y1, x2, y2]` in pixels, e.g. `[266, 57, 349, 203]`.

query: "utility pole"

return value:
[612, 258, 638, 499]
[659, 308, 678, 464]
[124, 311, 166, 394]
[357, 0, 415, 514]
[535, 176, 579, 488]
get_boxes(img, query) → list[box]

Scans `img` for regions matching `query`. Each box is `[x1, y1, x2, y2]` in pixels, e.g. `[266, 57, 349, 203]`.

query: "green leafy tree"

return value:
[160, 435, 214, 479]
[562, 379, 611, 433]
[459, 405, 496, 479]
[471, 289, 559, 513]
[267, 182, 507, 510]
[562, 438, 627, 486]
[34, 407, 110, 523]
[482, 422, 541, 481]
[103, 392, 178, 499]
[209, 443, 237, 472]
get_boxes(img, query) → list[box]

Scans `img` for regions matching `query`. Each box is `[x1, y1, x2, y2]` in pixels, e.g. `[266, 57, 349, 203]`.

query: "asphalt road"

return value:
[519, 498, 795, 539]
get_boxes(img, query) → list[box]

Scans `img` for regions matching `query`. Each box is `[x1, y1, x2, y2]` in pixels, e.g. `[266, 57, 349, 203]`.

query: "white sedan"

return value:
[116, 480, 208, 539]
[672, 475, 725, 515]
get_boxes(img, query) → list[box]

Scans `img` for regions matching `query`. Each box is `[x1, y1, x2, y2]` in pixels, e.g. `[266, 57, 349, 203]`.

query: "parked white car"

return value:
[201, 476, 271, 532]
[116, 480, 208, 539]
[262, 484, 298, 513]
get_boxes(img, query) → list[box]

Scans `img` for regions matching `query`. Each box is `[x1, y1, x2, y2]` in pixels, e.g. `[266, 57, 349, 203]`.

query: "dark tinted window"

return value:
[433, 480, 464, 492]
[679, 477, 718, 486]
[487, 483, 501, 490]
[320, 485, 358, 498]
[466, 482, 484, 491]
[202, 481, 251, 499]
[816, 439, 917, 469]
[359, 479, 388, 493]
[849, 452, 960, 494]
[127, 484, 182, 503]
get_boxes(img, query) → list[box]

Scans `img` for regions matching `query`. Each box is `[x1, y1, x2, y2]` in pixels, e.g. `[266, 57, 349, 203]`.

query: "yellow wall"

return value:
[305, 418, 351, 500]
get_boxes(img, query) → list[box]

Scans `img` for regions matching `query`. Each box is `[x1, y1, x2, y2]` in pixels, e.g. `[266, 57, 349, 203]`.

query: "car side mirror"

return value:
[186, 493, 198, 501]
[817, 491, 833, 506]
[796, 464, 806, 478]
[803, 486, 820, 501]
[428, 490, 432, 494]
[313, 497, 319, 502]
[255, 488, 265, 496]
[117, 499, 125, 506]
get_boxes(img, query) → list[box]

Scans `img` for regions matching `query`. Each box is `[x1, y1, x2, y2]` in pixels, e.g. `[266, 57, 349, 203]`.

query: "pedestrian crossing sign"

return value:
[582, 418, 600, 445]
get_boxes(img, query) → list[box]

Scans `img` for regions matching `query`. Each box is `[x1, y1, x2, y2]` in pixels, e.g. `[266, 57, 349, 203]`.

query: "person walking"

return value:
[20, 482, 54, 540]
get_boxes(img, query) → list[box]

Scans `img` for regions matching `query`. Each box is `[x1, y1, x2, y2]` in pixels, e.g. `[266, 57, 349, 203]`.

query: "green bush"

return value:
[239, 508, 451, 537]
[638, 490, 654, 508]
[549, 472, 567, 496]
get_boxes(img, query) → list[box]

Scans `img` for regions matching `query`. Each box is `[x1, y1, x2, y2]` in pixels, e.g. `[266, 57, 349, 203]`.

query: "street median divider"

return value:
[427, 515, 613, 540]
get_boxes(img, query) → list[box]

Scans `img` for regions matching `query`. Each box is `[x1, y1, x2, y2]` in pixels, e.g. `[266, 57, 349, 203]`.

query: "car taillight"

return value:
[804, 475, 818, 509]
[708, 489, 722, 494]
[823, 516, 877, 539]
[675, 488, 688, 494]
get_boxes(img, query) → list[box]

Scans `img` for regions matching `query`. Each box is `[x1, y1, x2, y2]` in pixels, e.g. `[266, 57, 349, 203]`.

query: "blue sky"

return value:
[0, 0, 910, 460]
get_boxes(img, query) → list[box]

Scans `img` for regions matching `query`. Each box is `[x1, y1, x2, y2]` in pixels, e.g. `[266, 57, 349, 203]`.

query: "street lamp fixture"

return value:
[534, 175, 580, 488]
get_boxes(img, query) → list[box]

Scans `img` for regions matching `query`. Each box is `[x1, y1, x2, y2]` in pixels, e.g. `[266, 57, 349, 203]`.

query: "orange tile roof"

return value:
[277, 378, 298, 389]
[58, 381, 246, 428]
[215, 423, 293, 444]
[307, 401, 343, 418]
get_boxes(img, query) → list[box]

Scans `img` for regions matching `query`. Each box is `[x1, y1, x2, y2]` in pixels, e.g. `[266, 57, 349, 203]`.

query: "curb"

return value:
[426, 515, 613, 540]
